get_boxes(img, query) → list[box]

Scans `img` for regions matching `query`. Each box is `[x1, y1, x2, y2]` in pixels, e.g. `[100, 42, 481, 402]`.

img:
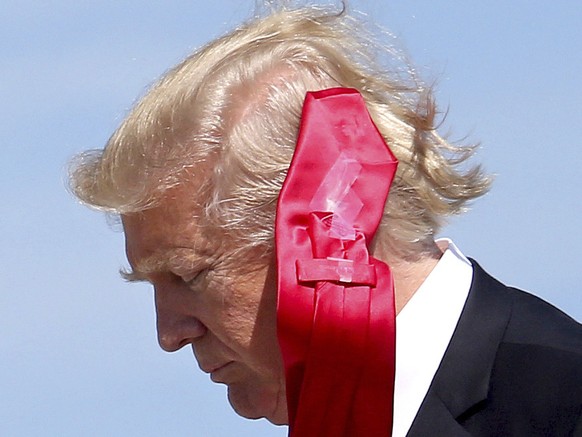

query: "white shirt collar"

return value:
[392, 239, 473, 437]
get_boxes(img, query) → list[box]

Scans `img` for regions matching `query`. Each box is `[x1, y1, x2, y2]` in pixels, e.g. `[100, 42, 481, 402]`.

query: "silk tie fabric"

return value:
[276, 88, 398, 437]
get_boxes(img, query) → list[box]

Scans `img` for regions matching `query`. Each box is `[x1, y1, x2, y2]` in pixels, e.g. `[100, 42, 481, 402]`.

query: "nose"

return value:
[154, 288, 207, 352]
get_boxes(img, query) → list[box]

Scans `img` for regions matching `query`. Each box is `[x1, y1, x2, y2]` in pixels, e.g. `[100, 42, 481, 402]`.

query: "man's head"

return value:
[120, 180, 287, 423]
[69, 4, 489, 423]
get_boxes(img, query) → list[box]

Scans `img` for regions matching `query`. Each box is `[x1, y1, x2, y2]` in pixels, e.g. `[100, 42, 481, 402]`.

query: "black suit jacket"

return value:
[407, 261, 582, 437]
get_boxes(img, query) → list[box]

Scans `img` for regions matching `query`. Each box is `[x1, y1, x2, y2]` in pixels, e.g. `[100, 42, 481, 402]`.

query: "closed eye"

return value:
[181, 268, 210, 289]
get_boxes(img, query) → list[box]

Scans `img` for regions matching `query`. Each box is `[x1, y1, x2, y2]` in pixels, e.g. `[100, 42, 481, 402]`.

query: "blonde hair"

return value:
[69, 4, 491, 260]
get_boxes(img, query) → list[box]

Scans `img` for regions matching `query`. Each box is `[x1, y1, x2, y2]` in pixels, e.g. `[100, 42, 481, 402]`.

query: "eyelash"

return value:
[182, 268, 210, 289]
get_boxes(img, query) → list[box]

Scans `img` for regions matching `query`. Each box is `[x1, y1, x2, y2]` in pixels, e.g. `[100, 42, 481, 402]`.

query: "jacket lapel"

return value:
[405, 394, 472, 436]
[407, 261, 513, 436]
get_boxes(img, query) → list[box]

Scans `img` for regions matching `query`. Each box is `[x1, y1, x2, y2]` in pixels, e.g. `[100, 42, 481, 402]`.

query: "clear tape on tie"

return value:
[327, 257, 354, 283]
[309, 152, 363, 240]
[295, 257, 377, 286]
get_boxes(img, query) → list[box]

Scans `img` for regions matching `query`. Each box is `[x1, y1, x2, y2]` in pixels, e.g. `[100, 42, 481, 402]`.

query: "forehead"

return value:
[121, 183, 217, 269]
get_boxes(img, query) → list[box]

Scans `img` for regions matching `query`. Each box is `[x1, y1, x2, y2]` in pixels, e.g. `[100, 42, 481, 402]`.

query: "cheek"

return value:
[209, 270, 281, 368]
[199, 273, 262, 341]
[220, 304, 261, 349]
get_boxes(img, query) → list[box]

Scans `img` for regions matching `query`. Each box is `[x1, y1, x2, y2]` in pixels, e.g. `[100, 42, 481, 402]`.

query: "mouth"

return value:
[208, 361, 235, 383]
[199, 360, 235, 382]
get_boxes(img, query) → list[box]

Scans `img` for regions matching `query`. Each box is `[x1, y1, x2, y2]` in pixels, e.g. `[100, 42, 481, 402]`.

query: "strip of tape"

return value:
[309, 152, 363, 240]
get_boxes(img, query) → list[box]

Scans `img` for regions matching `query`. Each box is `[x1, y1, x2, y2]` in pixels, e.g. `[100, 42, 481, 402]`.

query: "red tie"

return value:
[275, 88, 398, 436]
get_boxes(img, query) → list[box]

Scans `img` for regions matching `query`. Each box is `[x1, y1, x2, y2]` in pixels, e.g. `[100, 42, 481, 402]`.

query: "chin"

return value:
[226, 382, 288, 425]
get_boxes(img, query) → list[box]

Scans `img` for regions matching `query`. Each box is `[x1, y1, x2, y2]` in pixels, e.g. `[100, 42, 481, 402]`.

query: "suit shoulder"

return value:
[464, 262, 582, 435]
[504, 285, 582, 353]
[470, 260, 582, 353]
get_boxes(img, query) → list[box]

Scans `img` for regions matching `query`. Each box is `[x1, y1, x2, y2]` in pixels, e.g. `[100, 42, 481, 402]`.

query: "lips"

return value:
[193, 345, 235, 381]
[208, 361, 234, 383]
[199, 362, 223, 373]
[198, 360, 233, 374]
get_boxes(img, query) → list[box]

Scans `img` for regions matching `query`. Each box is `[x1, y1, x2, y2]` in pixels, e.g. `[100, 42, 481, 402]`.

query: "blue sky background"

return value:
[1, 1, 580, 436]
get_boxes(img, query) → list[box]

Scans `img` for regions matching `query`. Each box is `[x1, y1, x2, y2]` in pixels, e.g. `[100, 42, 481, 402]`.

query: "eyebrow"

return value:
[120, 255, 169, 283]
[120, 248, 205, 283]
[120, 268, 150, 283]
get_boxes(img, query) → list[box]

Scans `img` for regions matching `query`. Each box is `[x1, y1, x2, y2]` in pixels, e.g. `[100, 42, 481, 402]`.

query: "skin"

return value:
[120, 177, 442, 426]
[121, 182, 288, 425]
